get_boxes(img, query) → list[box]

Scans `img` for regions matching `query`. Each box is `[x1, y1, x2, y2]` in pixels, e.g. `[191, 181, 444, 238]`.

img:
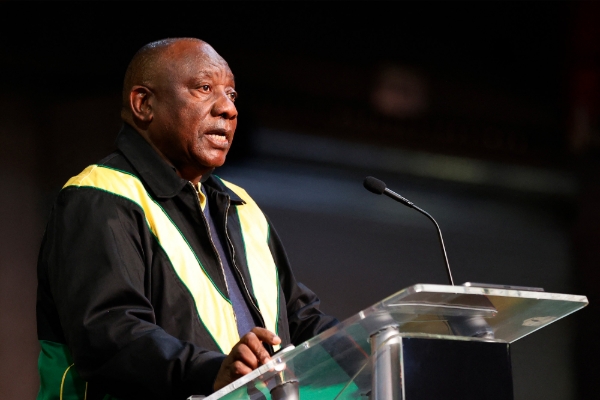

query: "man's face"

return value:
[146, 42, 238, 181]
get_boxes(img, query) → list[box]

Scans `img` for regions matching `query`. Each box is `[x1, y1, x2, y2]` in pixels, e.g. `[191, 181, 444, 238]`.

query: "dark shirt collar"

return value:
[116, 123, 243, 203]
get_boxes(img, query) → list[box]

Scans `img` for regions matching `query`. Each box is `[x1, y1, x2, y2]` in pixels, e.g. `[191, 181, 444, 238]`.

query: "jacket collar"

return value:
[116, 123, 243, 203]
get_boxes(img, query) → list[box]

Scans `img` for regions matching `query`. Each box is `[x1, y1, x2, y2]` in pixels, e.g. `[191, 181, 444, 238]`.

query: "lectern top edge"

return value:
[398, 283, 589, 303]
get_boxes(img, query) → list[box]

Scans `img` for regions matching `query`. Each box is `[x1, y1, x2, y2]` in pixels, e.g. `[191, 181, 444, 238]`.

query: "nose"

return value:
[212, 90, 238, 120]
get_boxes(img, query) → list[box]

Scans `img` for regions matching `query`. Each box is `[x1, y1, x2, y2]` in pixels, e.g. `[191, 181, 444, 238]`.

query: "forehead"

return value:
[168, 42, 234, 83]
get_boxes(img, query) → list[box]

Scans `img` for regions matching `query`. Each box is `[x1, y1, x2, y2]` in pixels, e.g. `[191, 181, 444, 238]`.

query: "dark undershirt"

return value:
[201, 185, 257, 338]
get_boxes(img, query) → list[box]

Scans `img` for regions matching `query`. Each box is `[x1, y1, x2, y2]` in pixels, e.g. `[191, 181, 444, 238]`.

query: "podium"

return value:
[195, 284, 588, 400]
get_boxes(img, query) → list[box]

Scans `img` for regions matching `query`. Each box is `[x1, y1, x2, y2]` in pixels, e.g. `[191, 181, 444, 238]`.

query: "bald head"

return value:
[121, 38, 231, 121]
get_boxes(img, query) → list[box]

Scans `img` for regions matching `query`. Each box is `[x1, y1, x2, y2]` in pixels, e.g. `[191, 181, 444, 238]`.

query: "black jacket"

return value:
[36, 124, 338, 400]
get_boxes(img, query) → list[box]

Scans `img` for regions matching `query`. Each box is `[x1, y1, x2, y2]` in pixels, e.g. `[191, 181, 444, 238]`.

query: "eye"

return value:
[228, 91, 238, 102]
[199, 84, 211, 92]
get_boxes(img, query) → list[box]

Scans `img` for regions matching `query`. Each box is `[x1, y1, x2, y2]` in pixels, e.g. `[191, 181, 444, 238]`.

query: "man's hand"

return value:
[213, 327, 282, 391]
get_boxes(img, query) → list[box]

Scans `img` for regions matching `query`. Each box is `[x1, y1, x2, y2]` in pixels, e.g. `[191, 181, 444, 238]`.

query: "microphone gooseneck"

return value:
[363, 176, 455, 286]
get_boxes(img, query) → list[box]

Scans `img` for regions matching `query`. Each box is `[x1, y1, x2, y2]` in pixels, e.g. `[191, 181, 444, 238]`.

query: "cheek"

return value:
[182, 106, 211, 131]
[153, 108, 181, 140]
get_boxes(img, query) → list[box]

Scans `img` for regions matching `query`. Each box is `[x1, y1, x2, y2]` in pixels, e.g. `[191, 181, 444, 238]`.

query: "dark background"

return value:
[1, 2, 599, 399]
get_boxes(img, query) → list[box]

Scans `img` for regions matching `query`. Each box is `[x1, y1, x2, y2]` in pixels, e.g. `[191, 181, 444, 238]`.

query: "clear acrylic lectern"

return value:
[190, 284, 588, 400]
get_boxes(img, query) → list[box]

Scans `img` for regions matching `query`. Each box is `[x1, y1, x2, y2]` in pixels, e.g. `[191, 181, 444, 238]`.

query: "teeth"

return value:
[206, 133, 228, 143]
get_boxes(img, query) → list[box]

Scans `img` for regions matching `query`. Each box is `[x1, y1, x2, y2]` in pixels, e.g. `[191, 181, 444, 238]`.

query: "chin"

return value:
[202, 152, 229, 167]
[197, 159, 226, 171]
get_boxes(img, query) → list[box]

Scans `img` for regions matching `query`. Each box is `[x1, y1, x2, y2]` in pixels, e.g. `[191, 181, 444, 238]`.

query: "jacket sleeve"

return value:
[39, 187, 225, 399]
[265, 216, 339, 346]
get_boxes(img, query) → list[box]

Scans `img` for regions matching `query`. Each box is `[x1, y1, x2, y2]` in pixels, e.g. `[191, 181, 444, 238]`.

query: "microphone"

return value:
[363, 176, 455, 286]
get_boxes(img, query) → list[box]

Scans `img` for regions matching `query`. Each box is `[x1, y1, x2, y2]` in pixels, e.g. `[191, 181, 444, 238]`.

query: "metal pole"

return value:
[370, 325, 402, 400]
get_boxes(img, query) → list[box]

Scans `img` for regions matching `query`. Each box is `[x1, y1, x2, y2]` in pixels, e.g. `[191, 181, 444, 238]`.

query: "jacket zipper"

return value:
[222, 196, 267, 331]
[189, 182, 238, 329]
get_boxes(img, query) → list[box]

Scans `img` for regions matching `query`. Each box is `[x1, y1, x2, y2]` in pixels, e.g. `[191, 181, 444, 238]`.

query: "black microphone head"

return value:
[363, 176, 386, 195]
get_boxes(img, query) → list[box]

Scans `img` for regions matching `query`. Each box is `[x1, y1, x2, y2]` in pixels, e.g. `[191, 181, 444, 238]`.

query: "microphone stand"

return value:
[382, 187, 454, 286]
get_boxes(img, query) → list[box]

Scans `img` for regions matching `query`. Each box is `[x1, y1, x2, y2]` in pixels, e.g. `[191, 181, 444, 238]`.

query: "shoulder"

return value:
[62, 148, 143, 197]
[64, 150, 137, 186]
[58, 159, 146, 218]
[48, 169, 149, 247]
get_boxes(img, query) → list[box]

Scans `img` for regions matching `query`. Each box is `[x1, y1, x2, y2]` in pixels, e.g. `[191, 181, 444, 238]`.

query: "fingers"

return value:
[249, 327, 281, 346]
[232, 338, 264, 369]
[229, 360, 254, 377]
[239, 328, 277, 364]
[213, 328, 282, 391]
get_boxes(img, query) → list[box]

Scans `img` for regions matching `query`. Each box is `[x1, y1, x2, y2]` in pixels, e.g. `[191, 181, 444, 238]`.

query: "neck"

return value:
[130, 123, 210, 185]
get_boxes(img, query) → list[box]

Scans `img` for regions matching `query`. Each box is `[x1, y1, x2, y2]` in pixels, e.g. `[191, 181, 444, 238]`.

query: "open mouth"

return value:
[204, 130, 229, 147]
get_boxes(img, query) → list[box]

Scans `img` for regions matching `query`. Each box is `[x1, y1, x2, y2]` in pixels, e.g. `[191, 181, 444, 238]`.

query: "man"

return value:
[36, 38, 337, 400]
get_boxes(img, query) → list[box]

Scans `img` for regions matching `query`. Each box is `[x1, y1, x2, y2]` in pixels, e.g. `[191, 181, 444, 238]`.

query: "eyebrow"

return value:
[191, 70, 236, 84]
[194, 70, 213, 79]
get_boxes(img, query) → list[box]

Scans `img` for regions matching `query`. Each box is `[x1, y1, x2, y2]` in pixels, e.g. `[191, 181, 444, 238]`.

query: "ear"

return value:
[129, 86, 154, 123]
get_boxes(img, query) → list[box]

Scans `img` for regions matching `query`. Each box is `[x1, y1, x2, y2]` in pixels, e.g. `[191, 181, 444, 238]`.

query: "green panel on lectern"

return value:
[199, 284, 587, 400]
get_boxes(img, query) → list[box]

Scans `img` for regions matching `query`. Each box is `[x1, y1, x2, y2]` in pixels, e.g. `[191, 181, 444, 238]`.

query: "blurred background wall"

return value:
[1, 2, 599, 399]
